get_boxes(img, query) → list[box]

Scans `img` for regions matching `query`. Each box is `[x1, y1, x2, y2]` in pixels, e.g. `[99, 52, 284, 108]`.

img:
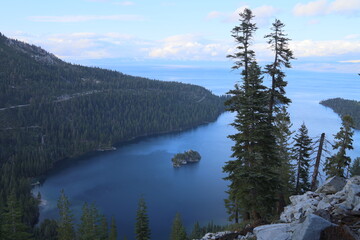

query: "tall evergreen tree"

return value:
[78, 202, 101, 240]
[226, 8, 257, 84]
[292, 123, 313, 194]
[264, 19, 294, 120]
[223, 189, 241, 223]
[170, 213, 187, 240]
[57, 190, 75, 240]
[350, 157, 360, 177]
[324, 115, 354, 178]
[108, 217, 117, 240]
[273, 106, 294, 212]
[135, 197, 150, 240]
[1, 191, 33, 240]
[99, 214, 108, 240]
[0, 204, 3, 240]
[224, 60, 280, 220]
[224, 7, 256, 222]
[189, 222, 202, 240]
[34, 219, 58, 240]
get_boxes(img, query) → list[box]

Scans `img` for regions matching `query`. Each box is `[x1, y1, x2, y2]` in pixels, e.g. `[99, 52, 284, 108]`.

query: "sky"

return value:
[1, 0, 360, 73]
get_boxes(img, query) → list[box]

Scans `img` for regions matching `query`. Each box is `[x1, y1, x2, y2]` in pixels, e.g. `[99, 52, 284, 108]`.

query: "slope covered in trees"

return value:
[0, 32, 226, 236]
[0, 32, 225, 177]
[320, 98, 360, 129]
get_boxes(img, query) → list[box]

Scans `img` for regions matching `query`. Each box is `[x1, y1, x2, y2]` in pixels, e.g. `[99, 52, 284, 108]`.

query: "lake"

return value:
[34, 64, 360, 239]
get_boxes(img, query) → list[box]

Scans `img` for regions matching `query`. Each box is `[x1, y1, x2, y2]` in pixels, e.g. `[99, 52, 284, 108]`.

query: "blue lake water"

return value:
[34, 64, 360, 240]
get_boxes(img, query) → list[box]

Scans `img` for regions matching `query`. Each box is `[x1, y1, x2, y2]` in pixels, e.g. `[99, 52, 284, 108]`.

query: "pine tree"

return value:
[226, 8, 257, 84]
[292, 123, 313, 194]
[264, 19, 294, 120]
[170, 213, 187, 240]
[189, 222, 202, 240]
[57, 189, 75, 240]
[0, 205, 3, 240]
[324, 115, 354, 178]
[273, 106, 294, 212]
[2, 191, 33, 240]
[99, 214, 108, 240]
[223, 189, 241, 223]
[78, 202, 101, 240]
[109, 217, 117, 240]
[350, 157, 360, 177]
[224, 7, 256, 222]
[224, 60, 280, 220]
[34, 219, 58, 240]
[135, 197, 150, 240]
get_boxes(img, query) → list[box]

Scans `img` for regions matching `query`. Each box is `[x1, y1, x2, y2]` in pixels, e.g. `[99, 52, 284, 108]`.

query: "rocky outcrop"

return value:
[198, 176, 360, 240]
[315, 176, 346, 194]
[280, 176, 360, 225]
[197, 231, 254, 240]
[292, 214, 335, 240]
[270, 176, 360, 240]
[254, 223, 293, 240]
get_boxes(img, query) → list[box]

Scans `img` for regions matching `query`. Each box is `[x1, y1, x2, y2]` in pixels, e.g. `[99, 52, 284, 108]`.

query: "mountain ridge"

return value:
[0, 32, 226, 212]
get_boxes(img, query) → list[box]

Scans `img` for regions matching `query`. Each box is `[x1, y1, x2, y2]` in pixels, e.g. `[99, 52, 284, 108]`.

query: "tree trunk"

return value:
[277, 193, 286, 215]
[311, 133, 325, 191]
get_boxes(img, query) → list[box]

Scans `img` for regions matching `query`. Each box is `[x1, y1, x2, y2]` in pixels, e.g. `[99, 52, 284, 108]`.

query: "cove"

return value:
[34, 111, 234, 239]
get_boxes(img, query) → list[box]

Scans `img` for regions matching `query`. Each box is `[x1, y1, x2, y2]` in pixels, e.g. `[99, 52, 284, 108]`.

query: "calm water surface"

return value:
[35, 65, 360, 239]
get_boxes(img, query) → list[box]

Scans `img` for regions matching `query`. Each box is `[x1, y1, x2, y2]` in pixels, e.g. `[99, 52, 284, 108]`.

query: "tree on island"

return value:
[292, 123, 313, 195]
[172, 150, 201, 167]
[135, 197, 151, 240]
[324, 115, 354, 178]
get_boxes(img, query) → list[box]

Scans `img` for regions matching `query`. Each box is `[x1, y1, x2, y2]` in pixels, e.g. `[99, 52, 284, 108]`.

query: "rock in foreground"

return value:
[197, 176, 360, 240]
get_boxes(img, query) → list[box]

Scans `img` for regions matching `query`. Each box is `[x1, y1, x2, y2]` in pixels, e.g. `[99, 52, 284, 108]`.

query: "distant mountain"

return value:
[0, 32, 226, 183]
[320, 98, 360, 129]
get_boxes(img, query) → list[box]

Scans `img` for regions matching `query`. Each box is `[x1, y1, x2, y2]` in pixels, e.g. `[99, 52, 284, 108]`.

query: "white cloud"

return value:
[206, 11, 222, 20]
[226, 6, 249, 22]
[307, 19, 321, 24]
[290, 40, 360, 57]
[293, 0, 328, 16]
[345, 34, 360, 39]
[6, 31, 360, 73]
[7, 32, 144, 59]
[114, 1, 135, 6]
[328, 0, 360, 13]
[28, 15, 143, 23]
[207, 5, 277, 26]
[293, 0, 360, 16]
[338, 60, 360, 63]
[253, 5, 278, 26]
[147, 34, 230, 60]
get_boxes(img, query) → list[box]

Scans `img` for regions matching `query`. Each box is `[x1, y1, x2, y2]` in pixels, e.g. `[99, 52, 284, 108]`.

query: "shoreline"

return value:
[34, 112, 225, 185]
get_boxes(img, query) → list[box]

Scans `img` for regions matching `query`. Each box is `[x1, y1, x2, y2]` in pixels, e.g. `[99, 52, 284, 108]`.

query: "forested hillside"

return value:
[0, 32, 226, 235]
[320, 98, 360, 129]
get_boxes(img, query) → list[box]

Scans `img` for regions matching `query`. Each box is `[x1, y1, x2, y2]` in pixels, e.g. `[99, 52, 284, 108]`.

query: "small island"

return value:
[172, 150, 201, 167]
